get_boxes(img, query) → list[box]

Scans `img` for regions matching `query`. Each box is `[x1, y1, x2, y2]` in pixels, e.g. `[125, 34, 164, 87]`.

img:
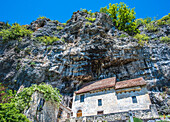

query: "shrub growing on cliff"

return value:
[0, 23, 33, 41]
[80, 9, 95, 16]
[37, 16, 47, 20]
[156, 13, 170, 26]
[35, 36, 64, 45]
[145, 22, 158, 32]
[135, 17, 152, 27]
[57, 26, 64, 30]
[15, 83, 62, 112]
[100, 2, 139, 35]
[134, 34, 149, 46]
[160, 36, 170, 43]
[85, 17, 96, 22]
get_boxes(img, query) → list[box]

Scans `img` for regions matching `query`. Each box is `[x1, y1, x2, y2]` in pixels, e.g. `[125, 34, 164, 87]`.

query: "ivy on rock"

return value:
[15, 83, 62, 112]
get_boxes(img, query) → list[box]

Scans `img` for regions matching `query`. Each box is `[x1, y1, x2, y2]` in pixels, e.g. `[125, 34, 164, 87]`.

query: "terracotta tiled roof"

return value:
[115, 77, 146, 90]
[75, 77, 116, 94]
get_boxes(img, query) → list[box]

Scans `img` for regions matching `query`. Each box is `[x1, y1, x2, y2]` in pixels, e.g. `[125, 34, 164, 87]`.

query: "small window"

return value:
[97, 111, 103, 115]
[57, 108, 63, 119]
[132, 96, 137, 103]
[98, 99, 102, 106]
[80, 95, 84, 102]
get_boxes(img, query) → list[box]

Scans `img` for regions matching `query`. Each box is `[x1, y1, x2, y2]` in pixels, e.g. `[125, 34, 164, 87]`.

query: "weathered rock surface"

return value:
[24, 91, 59, 122]
[0, 11, 169, 114]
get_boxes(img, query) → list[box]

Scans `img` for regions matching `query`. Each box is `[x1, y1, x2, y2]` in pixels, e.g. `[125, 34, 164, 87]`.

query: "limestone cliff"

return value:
[0, 11, 169, 114]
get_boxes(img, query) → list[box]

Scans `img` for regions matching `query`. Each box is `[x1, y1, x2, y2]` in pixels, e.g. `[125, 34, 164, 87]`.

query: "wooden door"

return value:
[77, 110, 82, 117]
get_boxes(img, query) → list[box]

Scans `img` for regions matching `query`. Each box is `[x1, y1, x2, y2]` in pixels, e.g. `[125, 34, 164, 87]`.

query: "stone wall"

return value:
[71, 105, 159, 122]
[72, 86, 152, 117]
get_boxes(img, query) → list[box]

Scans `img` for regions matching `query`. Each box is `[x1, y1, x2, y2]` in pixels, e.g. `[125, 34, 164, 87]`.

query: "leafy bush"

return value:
[129, 117, 143, 122]
[85, 22, 92, 26]
[134, 34, 149, 46]
[156, 13, 170, 26]
[85, 17, 96, 22]
[0, 83, 61, 121]
[35, 36, 64, 45]
[62, 23, 66, 26]
[37, 16, 47, 20]
[30, 61, 36, 66]
[133, 117, 143, 122]
[100, 2, 139, 35]
[0, 84, 29, 122]
[15, 83, 62, 112]
[135, 17, 152, 27]
[80, 9, 95, 16]
[1, 21, 11, 30]
[145, 22, 158, 32]
[0, 103, 30, 122]
[57, 26, 64, 30]
[0, 23, 33, 41]
[119, 34, 128, 38]
[160, 36, 170, 43]
[0, 83, 15, 103]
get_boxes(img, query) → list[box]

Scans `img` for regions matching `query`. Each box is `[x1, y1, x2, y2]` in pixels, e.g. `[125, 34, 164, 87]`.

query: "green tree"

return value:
[100, 2, 139, 35]
[0, 103, 30, 122]
[0, 84, 29, 122]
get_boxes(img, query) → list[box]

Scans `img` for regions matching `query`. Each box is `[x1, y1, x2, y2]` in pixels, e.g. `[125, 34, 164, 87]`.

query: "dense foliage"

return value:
[129, 117, 143, 122]
[0, 103, 30, 122]
[0, 83, 61, 122]
[35, 36, 64, 45]
[15, 83, 62, 112]
[0, 22, 11, 30]
[145, 22, 158, 32]
[100, 2, 139, 35]
[156, 13, 170, 26]
[0, 84, 29, 122]
[0, 84, 15, 103]
[0, 23, 33, 41]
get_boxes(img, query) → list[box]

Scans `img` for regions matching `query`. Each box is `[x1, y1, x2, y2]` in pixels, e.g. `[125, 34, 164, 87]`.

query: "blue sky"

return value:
[0, 0, 170, 25]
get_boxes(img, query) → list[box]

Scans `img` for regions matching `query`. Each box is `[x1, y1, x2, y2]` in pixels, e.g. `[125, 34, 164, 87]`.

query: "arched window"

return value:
[77, 110, 82, 117]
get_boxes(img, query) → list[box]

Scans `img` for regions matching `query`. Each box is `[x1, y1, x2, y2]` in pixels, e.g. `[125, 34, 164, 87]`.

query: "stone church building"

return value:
[72, 77, 158, 121]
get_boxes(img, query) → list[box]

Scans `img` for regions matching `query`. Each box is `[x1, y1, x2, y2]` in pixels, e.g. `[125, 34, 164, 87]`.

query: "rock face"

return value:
[0, 11, 169, 114]
[24, 91, 59, 122]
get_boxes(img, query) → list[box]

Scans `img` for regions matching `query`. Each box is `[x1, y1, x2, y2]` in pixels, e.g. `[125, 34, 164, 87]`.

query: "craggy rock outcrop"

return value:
[0, 11, 169, 113]
[24, 91, 59, 122]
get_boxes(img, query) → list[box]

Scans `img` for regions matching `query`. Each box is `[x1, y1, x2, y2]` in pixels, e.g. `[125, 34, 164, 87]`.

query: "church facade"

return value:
[72, 77, 158, 120]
